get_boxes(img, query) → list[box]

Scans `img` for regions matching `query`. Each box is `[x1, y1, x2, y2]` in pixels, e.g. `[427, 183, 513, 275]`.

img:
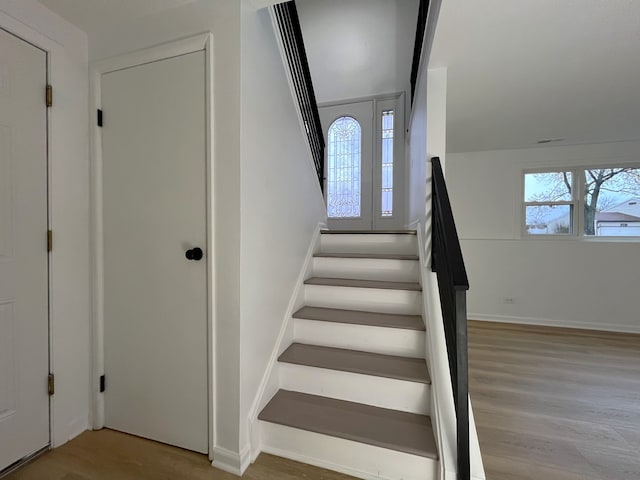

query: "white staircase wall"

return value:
[239, 4, 327, 472]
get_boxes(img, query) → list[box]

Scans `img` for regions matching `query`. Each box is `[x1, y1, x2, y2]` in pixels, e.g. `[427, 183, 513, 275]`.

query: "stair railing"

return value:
[430, 157, 470, 479]
[273, 1, 325, 192]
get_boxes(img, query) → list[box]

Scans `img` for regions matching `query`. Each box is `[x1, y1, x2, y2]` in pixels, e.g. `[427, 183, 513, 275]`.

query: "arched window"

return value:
[327, 116, 361, 218]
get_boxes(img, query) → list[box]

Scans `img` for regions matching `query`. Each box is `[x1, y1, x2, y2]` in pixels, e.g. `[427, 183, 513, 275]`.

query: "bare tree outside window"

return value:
[525, 168, 640, 236]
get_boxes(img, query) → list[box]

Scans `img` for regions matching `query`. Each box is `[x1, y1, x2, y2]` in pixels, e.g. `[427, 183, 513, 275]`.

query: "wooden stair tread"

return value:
[258, 390, 438, 459]
[304, 277, 422, 291]
[321, 229, 416, 235]
[279, 343, 430, 384]
[293, 306, 425, 331]
[314, 252, 419, 260]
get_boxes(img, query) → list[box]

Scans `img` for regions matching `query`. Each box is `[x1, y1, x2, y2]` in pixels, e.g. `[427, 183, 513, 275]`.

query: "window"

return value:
[523, 167, 640, 237]
[524, 171, 575, 235]
[381, 110, 394, 217]
[327, 117, 361, 218]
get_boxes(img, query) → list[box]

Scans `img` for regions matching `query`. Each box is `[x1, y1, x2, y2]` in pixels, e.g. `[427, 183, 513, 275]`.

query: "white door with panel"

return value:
[102, 51, 208, 453]
[320, 96, 405, 231]
[0, 29, 49, 471]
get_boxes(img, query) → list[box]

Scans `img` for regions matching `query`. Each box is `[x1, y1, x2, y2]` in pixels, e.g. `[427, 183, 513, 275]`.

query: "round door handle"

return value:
[185, 247, 203, 261]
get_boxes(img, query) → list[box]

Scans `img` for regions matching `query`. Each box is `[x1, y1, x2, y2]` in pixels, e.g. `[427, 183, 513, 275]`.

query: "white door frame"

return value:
[320, 92, 407, 229]
[0, 24, 52, 463]
[89, 33, 216, 459]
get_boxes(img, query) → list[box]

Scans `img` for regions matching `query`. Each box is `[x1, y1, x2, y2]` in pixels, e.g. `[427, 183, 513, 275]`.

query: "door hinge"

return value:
[48, 373, 55, 396]
[46, 85, 52, 107]
[47, 230, 53, 252]
[99, 375, 105, 393]
[97, 109, 103, 127]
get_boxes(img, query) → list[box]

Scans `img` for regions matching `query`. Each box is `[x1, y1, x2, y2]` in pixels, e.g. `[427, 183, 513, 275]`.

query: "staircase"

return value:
[258, 230, 439, 480]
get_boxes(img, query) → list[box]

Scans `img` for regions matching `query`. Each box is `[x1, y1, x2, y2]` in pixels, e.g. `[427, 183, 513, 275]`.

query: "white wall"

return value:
[408, 63, 428, 227]
[238, 2, 326, 462]
[0, 0, 90, 447]
[447, 140, 640, 333]
[87, 0, 243, 458]
[408, 68, 447, 229]
[297, 0, 418, 106]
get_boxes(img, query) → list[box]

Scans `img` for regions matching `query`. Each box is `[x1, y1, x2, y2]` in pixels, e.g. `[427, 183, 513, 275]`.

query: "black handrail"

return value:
[273, 1, 325, 192]
[410, 0, 431, 104]
[431, 157, 470, 479]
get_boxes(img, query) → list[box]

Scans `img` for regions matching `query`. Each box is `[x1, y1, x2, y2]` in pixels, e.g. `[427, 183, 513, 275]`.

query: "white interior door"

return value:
[320, 101, 374, 230]
[0, 29, 49, 471]
[320, 95, 405, 231]
[102, 51, 208, 453]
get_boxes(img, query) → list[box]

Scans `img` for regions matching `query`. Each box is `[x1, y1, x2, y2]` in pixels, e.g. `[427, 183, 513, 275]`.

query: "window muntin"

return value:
[523, 167, 640, 238]
[327, 116, 361, 218]
[381, 110, 394, 217]
[523, 171, 575, 235]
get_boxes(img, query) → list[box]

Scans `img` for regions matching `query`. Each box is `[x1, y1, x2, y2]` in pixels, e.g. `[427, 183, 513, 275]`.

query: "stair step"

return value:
[279, 343, 430, 384]
[314, 252, 419, 260]
[321, 230, 417, 235]
[293, 306, 425, 331]
[259, 390, 438, 459]
[304, 277, 422, 291]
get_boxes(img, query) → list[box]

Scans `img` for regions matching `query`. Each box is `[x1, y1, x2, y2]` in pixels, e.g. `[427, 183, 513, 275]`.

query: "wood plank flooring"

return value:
[6, 321, 639, 479]
[469, 320, 640, 480]
[4, 428, 357, 480]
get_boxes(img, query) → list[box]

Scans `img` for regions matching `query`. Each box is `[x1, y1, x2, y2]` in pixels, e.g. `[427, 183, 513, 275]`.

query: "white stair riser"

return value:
[320, 234, 418, 255]
[312, 257, 419, 282]
[293, 318, 425, 357]
[260, 422, 438, 480]
[304, 284, 422, 315]
[279, 363, 431, 415]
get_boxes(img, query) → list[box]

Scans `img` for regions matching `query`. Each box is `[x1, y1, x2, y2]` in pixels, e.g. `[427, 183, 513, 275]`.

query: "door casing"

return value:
[0, 26, 51, 473]
[89, 33, 216, 459]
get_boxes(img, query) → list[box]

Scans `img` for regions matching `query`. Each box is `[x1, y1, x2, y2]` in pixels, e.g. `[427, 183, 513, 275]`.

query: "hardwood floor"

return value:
[6, 321, 640, 479]
[469, 320, 640, 480]
[5, 428, 357, 480]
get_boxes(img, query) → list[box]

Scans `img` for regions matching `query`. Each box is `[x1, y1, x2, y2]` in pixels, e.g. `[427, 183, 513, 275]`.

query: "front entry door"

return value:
[320, 101, 373, 230]
[0, 29, 49, 471]
[102, 51, 208, 453]
[320, 95, 405, 230]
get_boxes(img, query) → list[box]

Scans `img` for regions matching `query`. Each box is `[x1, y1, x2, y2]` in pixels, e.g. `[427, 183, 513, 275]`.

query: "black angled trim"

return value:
[99, 375, 105, 393]
[410, 0, 431, 104]
[97, 109, 103, 127]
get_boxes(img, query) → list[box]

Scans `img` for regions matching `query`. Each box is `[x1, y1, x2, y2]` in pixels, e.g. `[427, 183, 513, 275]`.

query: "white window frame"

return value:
[522, 168, 578, 237]
[521, 163, 640, 240]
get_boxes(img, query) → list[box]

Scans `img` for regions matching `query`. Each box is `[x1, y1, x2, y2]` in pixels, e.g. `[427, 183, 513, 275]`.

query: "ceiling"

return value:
[38, 0, 198, 35]
[430, 0, 640, 153]
[297, 0, 418, 104]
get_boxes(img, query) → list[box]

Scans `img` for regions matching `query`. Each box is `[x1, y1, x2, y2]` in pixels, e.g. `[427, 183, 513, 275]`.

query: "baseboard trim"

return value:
[212, 445, 251, 476]
[469, 313, 640, 335]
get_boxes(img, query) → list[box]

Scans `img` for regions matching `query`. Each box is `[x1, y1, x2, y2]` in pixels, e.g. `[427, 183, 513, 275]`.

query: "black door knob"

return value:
[185, 247, 203, 261]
